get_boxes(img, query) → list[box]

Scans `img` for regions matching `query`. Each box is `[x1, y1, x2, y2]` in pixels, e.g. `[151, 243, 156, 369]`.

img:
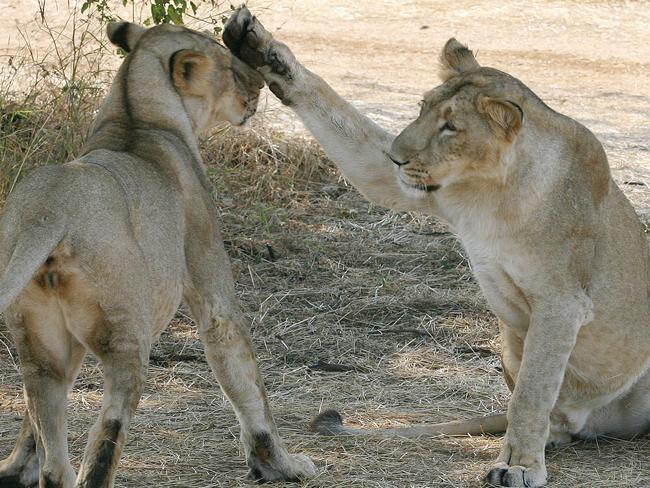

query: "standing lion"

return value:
[0, 21, 316, 487]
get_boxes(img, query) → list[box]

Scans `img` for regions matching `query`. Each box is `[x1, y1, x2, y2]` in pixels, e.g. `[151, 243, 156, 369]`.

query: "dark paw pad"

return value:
[223, 7, 264, 68]
[246, 432, 306, 483]
[246, 466, 265, 484]
[486, 467, 507, 486]
[43, 474, 64, 488]
[251, 432, 273, 462]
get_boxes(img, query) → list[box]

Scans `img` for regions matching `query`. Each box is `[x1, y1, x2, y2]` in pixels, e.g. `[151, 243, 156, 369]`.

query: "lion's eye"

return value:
[441, 122, 456, 132]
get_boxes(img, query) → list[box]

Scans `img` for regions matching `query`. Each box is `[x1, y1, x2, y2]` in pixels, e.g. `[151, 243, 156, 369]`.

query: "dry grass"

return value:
[0, 7, 109, 207]
[2, 7, 650, 488]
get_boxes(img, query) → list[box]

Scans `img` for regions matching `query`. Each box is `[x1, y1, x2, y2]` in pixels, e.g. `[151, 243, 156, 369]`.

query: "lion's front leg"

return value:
[184, 235, 316, 482]
[224, 7, 435, 214]
[487, 296, 591, 487]
[193, 309, 315, 482]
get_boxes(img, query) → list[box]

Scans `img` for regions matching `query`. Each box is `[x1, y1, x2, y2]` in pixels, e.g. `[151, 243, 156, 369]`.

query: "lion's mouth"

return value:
[399, 176, 441, 193]
[424, 184, 440, 192]
[398, 166, 441, 193]
[414, 183, 441, 192]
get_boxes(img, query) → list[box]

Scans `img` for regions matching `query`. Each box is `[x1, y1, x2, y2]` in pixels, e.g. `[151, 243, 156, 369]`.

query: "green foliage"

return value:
[81, 0, 125, 23]
[80, 0, 233, 34]
[150, 0, 197, 25]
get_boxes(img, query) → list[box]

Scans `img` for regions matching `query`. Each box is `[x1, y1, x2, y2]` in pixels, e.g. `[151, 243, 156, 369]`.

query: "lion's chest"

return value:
[463, 238, 533, 335]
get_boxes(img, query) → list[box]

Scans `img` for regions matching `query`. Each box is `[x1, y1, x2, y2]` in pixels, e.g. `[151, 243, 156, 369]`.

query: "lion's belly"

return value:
[140, 240, 185, 338]
[578, 366, 650, 438]
[150, 280, 184, 338]
[134, 180, 186, 338]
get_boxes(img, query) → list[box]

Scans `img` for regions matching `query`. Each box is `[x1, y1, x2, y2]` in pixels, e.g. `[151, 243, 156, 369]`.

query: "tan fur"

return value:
[0, 21, 315, 488]
[224, 8, 650, 487]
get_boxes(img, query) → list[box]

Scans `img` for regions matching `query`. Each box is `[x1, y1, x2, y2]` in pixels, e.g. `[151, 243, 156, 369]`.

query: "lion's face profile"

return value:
[390, 40, 524, 197]
[107, 22, 264, 132]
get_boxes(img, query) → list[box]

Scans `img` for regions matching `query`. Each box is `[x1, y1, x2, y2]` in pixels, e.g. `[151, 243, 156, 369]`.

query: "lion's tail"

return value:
[310, 410, 507, 438]
[0, 218, 66, 314]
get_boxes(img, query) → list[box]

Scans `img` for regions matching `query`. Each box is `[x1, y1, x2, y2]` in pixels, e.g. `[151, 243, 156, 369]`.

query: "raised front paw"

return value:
[486, 461, 547, 487]
[223, 6, 298, 102]
[223, 7, 266, 68]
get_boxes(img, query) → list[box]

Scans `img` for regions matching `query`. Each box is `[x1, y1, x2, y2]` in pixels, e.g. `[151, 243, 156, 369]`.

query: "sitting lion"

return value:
[0, 21, 316, 487]
[223, 7, 650, 487]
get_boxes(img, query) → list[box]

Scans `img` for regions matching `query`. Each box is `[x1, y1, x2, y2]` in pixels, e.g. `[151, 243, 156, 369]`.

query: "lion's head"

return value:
[106, 21, 264, 131]
[390, 39, 526, 197]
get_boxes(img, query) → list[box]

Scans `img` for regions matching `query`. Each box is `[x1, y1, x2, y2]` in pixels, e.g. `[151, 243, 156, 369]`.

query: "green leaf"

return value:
[151, 3, 165, 24]
[167, 5, 183, 24]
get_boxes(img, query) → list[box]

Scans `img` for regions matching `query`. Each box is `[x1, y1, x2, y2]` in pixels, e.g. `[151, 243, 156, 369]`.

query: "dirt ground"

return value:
[1, 1, 650, 487]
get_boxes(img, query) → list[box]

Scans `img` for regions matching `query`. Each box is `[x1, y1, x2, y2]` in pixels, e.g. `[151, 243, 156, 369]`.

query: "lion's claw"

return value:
[486, 461, 546, 487]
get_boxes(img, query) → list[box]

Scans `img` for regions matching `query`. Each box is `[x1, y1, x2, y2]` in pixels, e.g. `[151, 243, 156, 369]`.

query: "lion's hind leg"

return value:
[75, 304, 150, 488]
[3, 304, 86, 488]
[578, 366, 650, 440]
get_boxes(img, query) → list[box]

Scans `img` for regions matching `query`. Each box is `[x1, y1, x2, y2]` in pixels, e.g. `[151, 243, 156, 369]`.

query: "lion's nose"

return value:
[389, 155, 409, 167]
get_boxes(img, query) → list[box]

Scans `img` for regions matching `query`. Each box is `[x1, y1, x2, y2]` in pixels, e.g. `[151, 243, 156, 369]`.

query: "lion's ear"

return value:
[170, 50, 215, 96]
[438, 38, 480, 81]
[478, 97, 523, 142]
[107, 22, 147, 53]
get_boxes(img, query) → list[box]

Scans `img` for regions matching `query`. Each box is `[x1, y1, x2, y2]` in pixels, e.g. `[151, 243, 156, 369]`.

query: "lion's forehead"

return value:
[424, 70, 519, 112]
[420, 90, 469, 123]
[424, 83, 458, 106]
